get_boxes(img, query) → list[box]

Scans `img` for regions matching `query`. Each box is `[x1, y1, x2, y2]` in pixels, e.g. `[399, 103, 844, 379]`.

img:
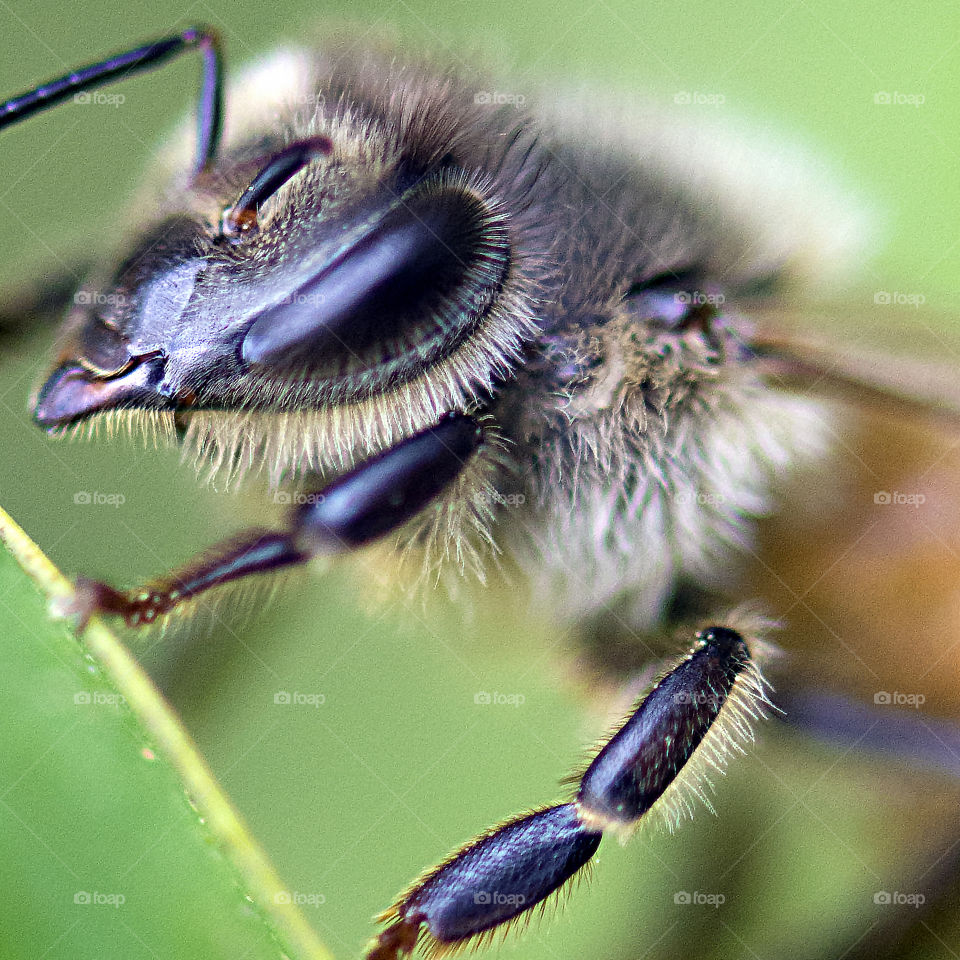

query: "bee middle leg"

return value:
[66, 412, 482, 628]
[366, 626, 772, 959]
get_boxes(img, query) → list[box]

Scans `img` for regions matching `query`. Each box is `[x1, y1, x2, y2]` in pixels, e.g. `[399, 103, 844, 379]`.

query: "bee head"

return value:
[34, 62, 549, 446]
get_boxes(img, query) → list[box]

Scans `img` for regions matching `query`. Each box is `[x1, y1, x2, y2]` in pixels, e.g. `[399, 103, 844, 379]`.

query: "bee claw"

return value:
[48, 577, 111, 632]
[365, 920, 420, 960]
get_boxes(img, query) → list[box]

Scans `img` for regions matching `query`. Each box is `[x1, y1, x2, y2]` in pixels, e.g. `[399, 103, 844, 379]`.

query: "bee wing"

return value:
[747, 298, 960, 425]
[742, 296, 960, 737]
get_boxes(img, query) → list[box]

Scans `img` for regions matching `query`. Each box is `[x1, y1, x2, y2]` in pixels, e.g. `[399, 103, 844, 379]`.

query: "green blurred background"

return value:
[0, 1, 958, 958]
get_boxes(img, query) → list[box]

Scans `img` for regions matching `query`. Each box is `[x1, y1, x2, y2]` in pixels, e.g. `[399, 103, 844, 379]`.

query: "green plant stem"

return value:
[0, 504, 335, 960]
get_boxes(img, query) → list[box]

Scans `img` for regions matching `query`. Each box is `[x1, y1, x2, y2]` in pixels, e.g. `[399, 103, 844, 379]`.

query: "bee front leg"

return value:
[65, 412, 482, 629]
[0, 269, 91, 343]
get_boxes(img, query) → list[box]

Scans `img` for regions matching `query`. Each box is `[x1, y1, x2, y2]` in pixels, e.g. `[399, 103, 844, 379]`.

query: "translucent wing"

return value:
[745, 295, 960, 725]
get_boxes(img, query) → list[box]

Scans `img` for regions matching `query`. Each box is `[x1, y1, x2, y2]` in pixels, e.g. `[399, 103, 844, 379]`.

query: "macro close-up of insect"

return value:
[1, 3, 959, 959]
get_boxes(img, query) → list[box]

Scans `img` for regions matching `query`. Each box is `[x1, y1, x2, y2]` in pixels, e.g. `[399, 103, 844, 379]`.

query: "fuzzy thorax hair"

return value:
[508, 312, 833, 629]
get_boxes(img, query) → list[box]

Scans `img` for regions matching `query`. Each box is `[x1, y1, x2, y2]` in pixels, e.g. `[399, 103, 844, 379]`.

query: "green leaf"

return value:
[0, 507, 334, 960]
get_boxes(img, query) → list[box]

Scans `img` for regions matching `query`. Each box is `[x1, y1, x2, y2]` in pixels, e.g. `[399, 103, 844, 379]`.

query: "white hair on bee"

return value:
[55, 408, 177, 449]
[517, 366, 833, 629]
[541, 88, 873, 289]
[351, 424, 515, 603]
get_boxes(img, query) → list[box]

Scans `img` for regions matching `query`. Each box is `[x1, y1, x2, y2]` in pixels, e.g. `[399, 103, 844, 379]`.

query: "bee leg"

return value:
[65, 412, 482, 629]
[0, 268, 89, 341]
[0, 27, 222, 175]
[368, 627, 772, 958]
[367, 804, 603, 960]
[779, 686, 960, 779]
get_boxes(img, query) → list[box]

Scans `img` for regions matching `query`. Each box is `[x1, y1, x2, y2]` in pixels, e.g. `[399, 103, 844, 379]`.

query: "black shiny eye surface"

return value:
[219, 136, 333, 242]
[240, 180, 511, 393]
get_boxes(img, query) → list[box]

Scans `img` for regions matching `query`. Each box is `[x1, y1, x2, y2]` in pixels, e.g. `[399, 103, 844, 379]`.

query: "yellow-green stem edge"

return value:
[0, 504, 335, 960]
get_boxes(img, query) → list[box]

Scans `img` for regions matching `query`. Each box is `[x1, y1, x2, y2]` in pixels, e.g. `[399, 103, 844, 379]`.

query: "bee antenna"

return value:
[0, 26, 224, 177]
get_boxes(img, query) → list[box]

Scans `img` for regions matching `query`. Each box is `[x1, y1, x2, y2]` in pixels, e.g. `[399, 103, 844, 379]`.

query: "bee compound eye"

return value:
[240, 185, 510, 380]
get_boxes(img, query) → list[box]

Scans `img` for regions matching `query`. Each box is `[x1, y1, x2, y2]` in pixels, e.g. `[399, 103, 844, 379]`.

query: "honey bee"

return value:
[2, 25, 957, 960]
